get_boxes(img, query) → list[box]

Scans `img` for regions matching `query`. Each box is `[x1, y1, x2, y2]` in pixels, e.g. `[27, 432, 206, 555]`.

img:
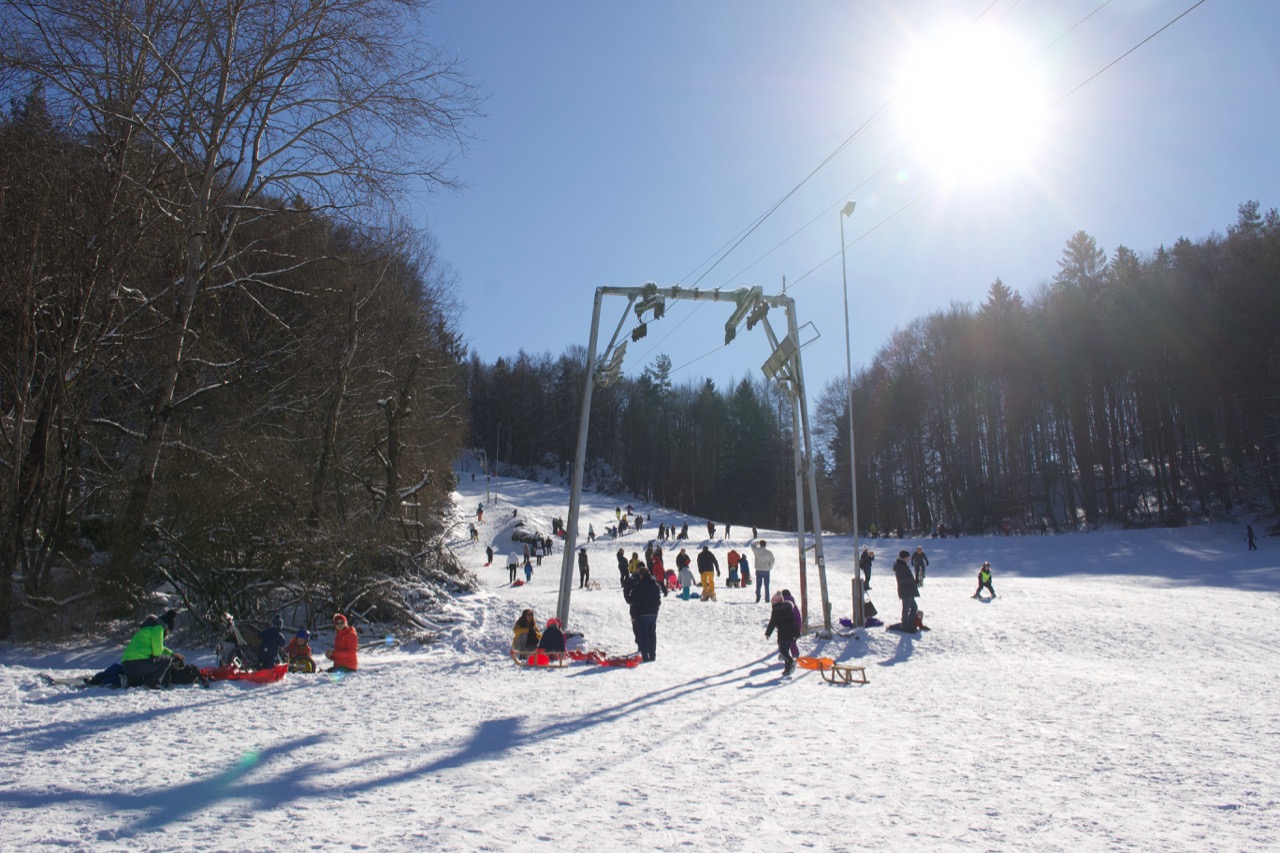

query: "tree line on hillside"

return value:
[0, 0, 476, 640]
[469, 203, 1280, 539]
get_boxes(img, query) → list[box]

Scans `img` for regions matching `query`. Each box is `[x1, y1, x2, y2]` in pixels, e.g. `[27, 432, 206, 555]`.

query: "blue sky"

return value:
[414, 0, 1280, 395]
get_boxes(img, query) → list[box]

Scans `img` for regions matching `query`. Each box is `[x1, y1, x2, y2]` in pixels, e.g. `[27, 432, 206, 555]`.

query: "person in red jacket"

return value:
[325, 613, 358, 672]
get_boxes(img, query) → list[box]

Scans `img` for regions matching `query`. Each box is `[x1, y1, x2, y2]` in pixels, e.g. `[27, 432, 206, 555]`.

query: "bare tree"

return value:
[3, 0, 477, 593]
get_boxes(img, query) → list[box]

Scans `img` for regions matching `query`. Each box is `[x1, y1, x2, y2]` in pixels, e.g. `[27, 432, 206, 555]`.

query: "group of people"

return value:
[110, 609, 359, 690]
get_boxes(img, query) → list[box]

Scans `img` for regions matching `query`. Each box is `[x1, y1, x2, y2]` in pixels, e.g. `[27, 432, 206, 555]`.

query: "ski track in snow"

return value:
[2, 470, 1279, 851]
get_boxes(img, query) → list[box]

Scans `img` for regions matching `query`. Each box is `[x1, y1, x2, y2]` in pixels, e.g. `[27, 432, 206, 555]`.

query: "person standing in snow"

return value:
[120, 609, 178, 688]
[578, 547, 590, 589]
[677, 558, 697, 599]
[485, 544, 494, 566]
[588, 523, 596, 542]
[859, 548, 875, 590]
[1247, 525, 1257, 551]
[507, 551, 520, 584]
[616, 548, 628, 584]
[326, 613, 359, 672]
[751, 540, 775, 603]
[893, 550, 920, 631]
[766, 592, 800, 676]
[624, 567, 662, 662]
[780, 589, 802, 659]
[477, 503, 484, 523]
[533, 539, 544, 567]
[911, 545, 929, 586]
[973, 562, 996, 599]
[697, 545, 720, 601]
[726, 548, 741, 587]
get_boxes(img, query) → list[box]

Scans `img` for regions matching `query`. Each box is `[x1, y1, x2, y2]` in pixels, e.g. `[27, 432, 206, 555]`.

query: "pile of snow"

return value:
[2, 471, 1278, 851]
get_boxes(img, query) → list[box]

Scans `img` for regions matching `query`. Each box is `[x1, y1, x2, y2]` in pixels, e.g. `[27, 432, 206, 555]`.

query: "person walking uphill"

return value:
[578, 547, 590, 589]
[624, 567, 663, 662]
[893, 550, 920, 633]
[697, 545, 720, 601]
[121, 609, 179, 688]
[326, 613, 358, 672]
[751, 540, 775, 603]
[766, 592, 801, 676]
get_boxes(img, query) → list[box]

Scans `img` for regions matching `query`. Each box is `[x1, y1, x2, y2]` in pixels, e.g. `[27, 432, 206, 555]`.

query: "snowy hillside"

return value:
[2, 471, 1278, 852]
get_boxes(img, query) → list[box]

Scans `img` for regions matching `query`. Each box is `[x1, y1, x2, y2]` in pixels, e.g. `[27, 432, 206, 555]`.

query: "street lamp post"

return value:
[839, 201, 859, 568]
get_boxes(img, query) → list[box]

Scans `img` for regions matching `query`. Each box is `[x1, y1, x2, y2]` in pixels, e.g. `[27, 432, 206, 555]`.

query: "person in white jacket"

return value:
[751, 540, 775, 603]
[507, 552, 520, 584]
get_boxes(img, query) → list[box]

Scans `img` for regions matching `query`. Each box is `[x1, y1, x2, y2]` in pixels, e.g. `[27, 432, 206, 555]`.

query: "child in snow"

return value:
[538, 617, 566, 654]
[780, 589, 802, 659]
[286, 629, 312, 661]
[257, 615, 288, 667]
[973, 562, 996, 599]
[765, 592, 800, 676]
[677, 560, 697, 599]
[325, 613, 358, 672]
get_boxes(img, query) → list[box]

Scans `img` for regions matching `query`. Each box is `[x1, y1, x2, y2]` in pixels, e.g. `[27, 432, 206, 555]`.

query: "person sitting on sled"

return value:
[286, 628, 313, 661]
[257, 615, 288, 667]
[538, 617, 566, 654]
[512, 609, 541, 653]
[325, 613, 359, 672]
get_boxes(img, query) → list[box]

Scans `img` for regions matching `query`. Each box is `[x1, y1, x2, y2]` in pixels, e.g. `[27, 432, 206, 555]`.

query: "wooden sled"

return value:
[819, 661, 868, 685]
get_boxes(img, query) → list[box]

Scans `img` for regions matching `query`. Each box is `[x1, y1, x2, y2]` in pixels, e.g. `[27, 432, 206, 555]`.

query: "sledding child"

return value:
[765, 592, 800, 676]
[325, 613, 359, 672]
[726, 549, 741, 587]
[538, 617, 566, 654]
[286, 629, 312, 661]
[973, 562, 996, 599]
[780, 589, 802, 659]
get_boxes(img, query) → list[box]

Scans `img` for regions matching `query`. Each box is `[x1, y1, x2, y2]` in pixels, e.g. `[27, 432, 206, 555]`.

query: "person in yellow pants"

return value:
[696, 545, 720, 601]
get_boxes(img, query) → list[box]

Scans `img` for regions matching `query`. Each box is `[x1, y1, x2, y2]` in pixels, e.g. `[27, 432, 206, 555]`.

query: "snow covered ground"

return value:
[3, 471, 1279, 852]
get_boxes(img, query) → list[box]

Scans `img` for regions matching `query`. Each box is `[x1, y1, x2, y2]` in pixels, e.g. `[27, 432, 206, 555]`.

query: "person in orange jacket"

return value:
[325, 613, 358, 672]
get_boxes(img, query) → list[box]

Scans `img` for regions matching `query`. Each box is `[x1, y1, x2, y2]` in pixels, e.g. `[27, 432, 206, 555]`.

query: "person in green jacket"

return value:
[120, 609, 177, 688]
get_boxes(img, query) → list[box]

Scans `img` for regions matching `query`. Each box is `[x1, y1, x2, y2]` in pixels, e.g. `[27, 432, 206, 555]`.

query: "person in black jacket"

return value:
[623, 568, 663, 661]
[616, 548, 629, 585]
[893, 550, 919, 632]
[578, 547, 590, 589]
[859, 548, 875, 590]
[911, 546, 929, 586]
[257, 615, 287, 668]
[696, 545, 720, 601]
[765, 592, 801, 675]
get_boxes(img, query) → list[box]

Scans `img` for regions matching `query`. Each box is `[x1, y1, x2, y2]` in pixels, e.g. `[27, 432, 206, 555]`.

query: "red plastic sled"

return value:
[200, 663, 289, 684]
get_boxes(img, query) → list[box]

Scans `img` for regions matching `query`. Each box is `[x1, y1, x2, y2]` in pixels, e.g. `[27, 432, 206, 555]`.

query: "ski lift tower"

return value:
[556, 284, 833, 637]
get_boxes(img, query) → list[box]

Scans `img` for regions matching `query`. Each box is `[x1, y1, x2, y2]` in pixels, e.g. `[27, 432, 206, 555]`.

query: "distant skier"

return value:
[973, 562, 996, 599]
[911, 546, 929, 586]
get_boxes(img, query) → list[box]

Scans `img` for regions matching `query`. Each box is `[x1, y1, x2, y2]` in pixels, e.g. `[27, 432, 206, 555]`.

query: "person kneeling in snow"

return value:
[120, 609, 179, 688]
[325, 613, 359, 672]
[512, 609, 541, 655]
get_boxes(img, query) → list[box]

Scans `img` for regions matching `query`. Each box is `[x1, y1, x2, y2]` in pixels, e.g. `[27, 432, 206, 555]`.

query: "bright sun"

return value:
[894, 24, 1047, 182]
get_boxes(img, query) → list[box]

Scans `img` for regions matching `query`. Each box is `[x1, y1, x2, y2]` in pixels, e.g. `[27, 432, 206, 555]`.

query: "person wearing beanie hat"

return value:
[893, 550, 920, 632]
[326, 613, 358, 672]
[765, 590, 800, 676]
[120, 612, 177, 688]
[160, 609, 178, 633]
[257, 614, 288, 668]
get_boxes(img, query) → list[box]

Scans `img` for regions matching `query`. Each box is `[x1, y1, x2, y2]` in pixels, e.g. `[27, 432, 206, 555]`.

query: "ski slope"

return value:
[2, 471, 1278, 852]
